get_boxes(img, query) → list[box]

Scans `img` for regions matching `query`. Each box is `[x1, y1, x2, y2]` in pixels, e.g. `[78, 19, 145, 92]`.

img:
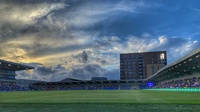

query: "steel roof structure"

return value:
[33, 79, 146, 85]
[0, 59, 34, 71]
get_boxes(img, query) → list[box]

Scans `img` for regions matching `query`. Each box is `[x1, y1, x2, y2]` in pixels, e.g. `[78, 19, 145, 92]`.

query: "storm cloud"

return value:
[0, 0, 200, 81]
[17, 63, 119, 81]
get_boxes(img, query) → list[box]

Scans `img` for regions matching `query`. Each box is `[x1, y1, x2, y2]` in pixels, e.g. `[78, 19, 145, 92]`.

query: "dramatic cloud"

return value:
[17, 63, 119, 81]
[0, 0, 200, 81]
[0, 1, 66, 25]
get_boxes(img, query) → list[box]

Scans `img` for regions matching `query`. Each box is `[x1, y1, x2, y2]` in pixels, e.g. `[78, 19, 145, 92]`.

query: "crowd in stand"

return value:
[60, 86, 85, 90]
[34, 85, 132, 91]
[0, 83, 29, 91]
[120, 85, 132, 90]
[159, 77, 200, 88]
[2, 77, 200, 91]
[88, 85, 102, 90]
[103, 85, 118, 90]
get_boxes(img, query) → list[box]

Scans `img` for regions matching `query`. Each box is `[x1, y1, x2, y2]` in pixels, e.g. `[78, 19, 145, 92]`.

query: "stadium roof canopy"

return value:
[33, 79, 146, 85]
[146, 47, 200, 82]
[0, 59, 34, 71]
[60, 78, 83, 82]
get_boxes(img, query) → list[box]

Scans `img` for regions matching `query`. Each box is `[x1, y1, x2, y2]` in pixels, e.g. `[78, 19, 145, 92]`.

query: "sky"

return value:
[0, 0, 200, 81]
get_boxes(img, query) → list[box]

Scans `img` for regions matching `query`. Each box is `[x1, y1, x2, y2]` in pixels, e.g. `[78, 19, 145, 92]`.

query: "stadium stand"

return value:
[32, 80, 145, 91]
[0, 59, 35, 91]
[146, 47, 200, 90]
[0, 82, 28, 91]
[88, 85, 102, 90]
[103, 85, 118, 90]
[158, 77, 200, 88]
[120, 85, 132, 90]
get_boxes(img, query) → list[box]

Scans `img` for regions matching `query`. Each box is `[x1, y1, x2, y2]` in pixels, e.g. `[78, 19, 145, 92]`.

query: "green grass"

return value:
[1, 90, 200, 112]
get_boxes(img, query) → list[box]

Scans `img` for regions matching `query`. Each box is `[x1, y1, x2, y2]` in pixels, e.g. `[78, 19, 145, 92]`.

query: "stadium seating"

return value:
[120, 85, 132, 90]
[103, 85, 118, 90]
[0, 83, 29, 91]
[158, 77, 200, 88]
[88, 85, 102, 90]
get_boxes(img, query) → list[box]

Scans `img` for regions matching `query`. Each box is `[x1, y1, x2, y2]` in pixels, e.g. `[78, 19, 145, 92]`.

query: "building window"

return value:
[139, 62, 143, 64]
[160, 53, 165, 59]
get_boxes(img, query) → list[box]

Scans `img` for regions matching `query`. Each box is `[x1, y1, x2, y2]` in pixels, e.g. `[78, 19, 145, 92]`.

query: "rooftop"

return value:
[0, 59, 34, 71]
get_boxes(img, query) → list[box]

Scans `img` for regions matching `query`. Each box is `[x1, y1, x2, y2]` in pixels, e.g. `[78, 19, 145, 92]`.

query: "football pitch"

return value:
[1, 90, 200, 112]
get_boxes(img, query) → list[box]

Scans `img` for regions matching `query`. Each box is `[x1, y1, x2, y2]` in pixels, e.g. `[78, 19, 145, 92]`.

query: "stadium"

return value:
[1, 47, 200, 112]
